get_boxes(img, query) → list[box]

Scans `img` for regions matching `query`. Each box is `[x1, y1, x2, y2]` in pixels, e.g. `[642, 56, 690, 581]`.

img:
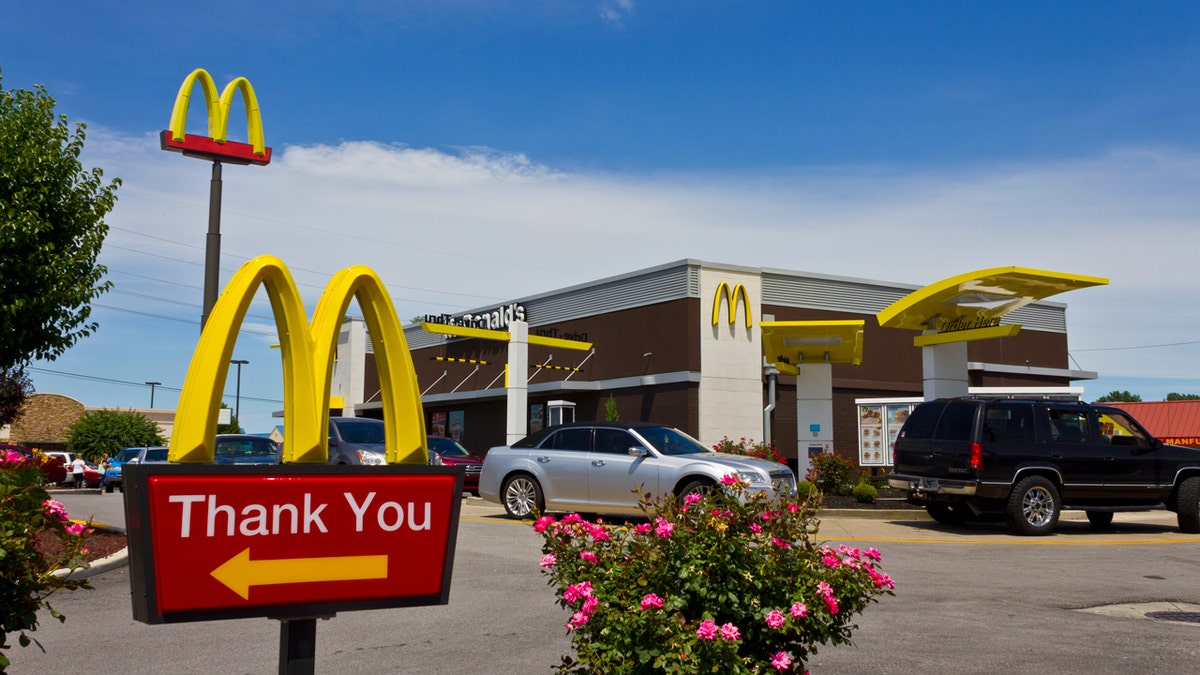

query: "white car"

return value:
[480, 422, 797, 518]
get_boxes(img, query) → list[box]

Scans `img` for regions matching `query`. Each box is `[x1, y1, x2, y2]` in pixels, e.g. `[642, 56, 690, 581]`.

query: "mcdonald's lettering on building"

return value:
[125, 464, 463, 624]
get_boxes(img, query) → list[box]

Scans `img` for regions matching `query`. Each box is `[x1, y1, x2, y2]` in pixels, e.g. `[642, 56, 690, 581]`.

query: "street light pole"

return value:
[145, 381, 161, 408]
[230, 360, 249, 421]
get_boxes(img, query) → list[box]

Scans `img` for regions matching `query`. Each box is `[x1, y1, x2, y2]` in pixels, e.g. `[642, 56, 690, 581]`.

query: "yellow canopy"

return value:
[761, 320, 865, 373]
[876, 267, 1108, 336]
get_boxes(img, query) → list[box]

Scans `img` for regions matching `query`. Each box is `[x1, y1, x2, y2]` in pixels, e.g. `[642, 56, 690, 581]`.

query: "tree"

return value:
[0, 74, 120, 373]
[1096, 390, 1142, 403]
[1166, 393, 1200, 401]
[0, 367, 32, 427]
[604, 394, 620, 422]
[66, 410, 164, 461]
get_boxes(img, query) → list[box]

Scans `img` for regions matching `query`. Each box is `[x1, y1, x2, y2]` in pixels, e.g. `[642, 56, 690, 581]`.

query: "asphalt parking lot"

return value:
[14, 491, 1200, 674]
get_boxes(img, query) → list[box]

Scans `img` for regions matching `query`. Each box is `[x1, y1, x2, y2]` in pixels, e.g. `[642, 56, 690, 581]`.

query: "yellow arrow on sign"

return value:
[211, 548, 389, 600]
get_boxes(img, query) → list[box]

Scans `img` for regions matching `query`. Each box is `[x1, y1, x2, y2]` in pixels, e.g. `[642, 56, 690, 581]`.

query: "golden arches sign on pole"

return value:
[170, 256, 427, 465]
[160, 68, 271, 165]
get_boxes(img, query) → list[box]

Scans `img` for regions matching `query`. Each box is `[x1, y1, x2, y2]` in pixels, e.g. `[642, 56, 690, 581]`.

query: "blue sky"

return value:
[3, 1, 1199, 435]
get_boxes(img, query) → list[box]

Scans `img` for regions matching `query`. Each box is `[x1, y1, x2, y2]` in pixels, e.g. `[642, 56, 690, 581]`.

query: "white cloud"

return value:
[79, 131, 1200, 409]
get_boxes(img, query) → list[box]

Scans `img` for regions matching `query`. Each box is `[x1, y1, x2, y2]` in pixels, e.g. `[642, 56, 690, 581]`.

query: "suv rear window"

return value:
[933, 401, 977, 440]
[900, 401, 945, 439]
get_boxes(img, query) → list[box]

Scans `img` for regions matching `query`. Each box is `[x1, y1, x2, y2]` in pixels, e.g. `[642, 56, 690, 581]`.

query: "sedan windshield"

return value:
[637, 427, 709, 456]
[428, 437, 471, 457]
[338, 421, 385, 444]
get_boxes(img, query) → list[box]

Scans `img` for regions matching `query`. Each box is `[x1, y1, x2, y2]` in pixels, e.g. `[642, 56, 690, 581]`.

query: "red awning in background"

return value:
[1103, 400, 1200, 447]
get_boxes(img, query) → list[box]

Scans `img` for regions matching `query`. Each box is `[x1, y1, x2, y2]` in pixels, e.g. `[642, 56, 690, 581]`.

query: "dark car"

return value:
[214, 434, 281, 465]
[427, 436, 483, 495]
[888, 397, 1200, 535]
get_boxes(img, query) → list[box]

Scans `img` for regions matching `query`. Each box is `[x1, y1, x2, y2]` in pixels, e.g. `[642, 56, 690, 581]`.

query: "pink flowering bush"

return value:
[0, 449, 93, 668]
[712, 436, 788, 465]
[536, 477, 894, 673]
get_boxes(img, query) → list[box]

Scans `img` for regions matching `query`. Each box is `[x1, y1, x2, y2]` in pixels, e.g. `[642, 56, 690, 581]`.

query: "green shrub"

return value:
[535, 476, 895, 672]
[807, 452, 857, 496]
[852, 480, 878, 503]
[66, 409, 164, 461]
[795, 479, 818, 501]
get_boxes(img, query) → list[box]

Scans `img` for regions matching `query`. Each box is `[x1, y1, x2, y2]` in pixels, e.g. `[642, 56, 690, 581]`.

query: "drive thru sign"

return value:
[126, 464, 463, 624]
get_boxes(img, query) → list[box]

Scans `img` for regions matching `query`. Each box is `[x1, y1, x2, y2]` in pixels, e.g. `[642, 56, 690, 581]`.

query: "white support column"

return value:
[795, 362, 834, 478]
[506, 320, 529, 444]
[922, 338, 969, 399]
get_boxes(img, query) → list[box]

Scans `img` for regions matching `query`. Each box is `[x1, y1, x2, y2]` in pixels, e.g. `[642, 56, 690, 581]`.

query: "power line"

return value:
[28, 366, 284, 404]
[1073, 340, 1200, 353]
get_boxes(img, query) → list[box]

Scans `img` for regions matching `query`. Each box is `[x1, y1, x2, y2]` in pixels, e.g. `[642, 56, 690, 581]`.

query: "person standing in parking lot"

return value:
[96, 453, 110, 491]
[70, 456, 86, 488]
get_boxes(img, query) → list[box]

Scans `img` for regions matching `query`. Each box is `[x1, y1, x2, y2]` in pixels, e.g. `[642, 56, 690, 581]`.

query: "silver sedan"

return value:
[479, 422, 797, 518]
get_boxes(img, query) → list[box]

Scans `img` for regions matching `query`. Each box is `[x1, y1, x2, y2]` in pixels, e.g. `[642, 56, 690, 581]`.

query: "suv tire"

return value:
[1005, 476, 1060, 536]
[926, 502, 971, 525]
[1177, 476, 1200, 534]
[1085, 511, 1114, 528]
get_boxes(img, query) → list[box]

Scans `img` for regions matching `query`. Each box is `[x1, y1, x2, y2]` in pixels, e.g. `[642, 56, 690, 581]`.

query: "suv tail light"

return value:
[970, 442, 983, 471]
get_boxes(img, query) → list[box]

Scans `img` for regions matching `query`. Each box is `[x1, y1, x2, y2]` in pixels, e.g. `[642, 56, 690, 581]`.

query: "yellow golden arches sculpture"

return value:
[170, 256, 427, 465]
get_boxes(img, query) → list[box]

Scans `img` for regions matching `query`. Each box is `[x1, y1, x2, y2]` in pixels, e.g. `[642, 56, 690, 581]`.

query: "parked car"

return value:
[427, 436, 483, 495]
[888, 397, 1200, 535]
[105, 446, 153, 493]
[43, 451, 102, 488]
[479, 421, 798, 519]
[2, 443, 67, 485]
[326, 417, 387, 465]
[214, 434, 281, 465]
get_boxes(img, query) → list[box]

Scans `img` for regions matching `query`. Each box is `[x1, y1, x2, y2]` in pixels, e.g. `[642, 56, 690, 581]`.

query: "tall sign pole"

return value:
[205, 161, 223, 327]
[160, 68, 272, 329]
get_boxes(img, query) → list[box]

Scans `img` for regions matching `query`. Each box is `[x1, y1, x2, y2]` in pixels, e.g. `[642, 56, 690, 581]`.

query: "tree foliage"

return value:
[1096, 390, 1142, 403]
[1166, 393, 1200, 401]
[0, 74, 120, 372]
[66, 410, 164, 461]
[0, 367, 32, 427]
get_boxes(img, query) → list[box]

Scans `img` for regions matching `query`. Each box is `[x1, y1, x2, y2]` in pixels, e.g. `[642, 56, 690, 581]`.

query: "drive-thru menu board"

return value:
[857, 400, 919, 466]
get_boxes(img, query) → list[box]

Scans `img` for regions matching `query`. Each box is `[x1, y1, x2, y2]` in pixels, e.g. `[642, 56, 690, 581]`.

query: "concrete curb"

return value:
[51, 522, 129, 580]
[821, 508, 930, 520]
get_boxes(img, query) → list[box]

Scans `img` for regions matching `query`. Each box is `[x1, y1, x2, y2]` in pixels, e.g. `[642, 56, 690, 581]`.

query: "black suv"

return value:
[888, 397, 1200, 535]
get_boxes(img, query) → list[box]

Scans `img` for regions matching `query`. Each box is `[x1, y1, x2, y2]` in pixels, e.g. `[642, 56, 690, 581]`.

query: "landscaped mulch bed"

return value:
[34, 527, 127, 566]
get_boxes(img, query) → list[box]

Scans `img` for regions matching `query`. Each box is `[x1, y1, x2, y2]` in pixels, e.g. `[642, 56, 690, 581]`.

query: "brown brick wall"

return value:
[9, 393, 85, 450]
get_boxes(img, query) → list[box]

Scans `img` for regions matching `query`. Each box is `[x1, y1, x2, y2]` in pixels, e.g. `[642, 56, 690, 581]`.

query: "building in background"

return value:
[332, 259, 1096, 472]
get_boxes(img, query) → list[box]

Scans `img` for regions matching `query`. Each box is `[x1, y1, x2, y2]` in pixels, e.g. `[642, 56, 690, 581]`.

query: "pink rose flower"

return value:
[695, 619, 719, 640]
[771, 537, 790, 548]
[533, 515, 556, 533]
[654, 517, 674, 538]
[822, 554, 840, 568]
[635, 523, 652, 534]
[720, 623, 740, 641]
[640, 593, 664, 610]
[539, 554, 557, 568]
[771, 651, 792, 671]
[749, 523, 762, 534]
[720, 474, 738, 486]
[563, 581, 593, 603]
[42, 499, 69, 522]
[790, 602, 808, 618]
[765, 610, 786, 628]
[579, 550, 598, 564]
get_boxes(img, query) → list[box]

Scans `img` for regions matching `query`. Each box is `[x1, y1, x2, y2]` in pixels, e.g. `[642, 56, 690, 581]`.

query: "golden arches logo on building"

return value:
[170, 256, 426, 465]
[712, 282, 753, 328]
[160, 68, 271, 165]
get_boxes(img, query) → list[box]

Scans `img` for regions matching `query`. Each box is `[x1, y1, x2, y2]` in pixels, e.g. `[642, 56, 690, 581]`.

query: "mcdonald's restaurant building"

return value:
[332, 259, 1096, 474]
